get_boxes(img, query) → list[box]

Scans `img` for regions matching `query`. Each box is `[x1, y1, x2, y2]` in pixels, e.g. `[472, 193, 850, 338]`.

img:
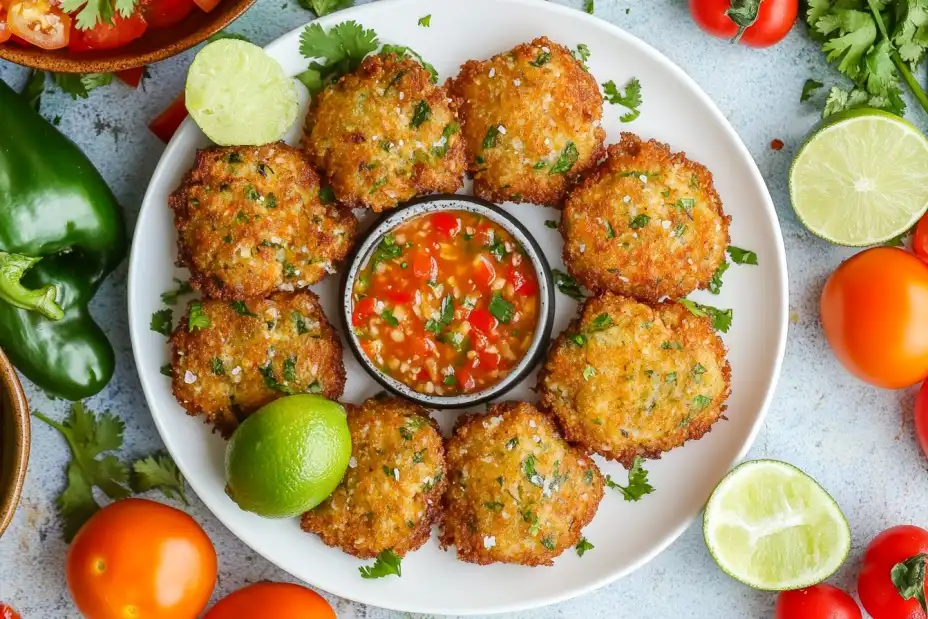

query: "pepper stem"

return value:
[0, 251, 64, 321]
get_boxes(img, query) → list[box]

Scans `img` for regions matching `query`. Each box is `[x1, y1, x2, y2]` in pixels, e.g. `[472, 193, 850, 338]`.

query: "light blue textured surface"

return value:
[0, 1, 924, 617]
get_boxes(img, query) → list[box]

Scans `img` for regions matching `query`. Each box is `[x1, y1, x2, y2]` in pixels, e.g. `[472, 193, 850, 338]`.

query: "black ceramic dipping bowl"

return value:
[339, 194, 555, 409]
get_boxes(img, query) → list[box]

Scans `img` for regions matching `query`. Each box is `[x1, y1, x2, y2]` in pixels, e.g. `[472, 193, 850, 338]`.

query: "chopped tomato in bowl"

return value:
[342, 196, 555, 408]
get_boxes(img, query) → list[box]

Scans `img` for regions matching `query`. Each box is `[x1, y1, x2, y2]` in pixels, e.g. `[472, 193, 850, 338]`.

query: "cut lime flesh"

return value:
[703, 460, 850, 591]
[185, 39, 298, 146]
[790, 109, 928, 246]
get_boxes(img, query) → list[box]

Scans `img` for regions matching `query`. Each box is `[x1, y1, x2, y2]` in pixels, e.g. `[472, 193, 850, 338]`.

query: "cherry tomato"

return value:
[468, 308, 497, 334]
[192, 0, 221, 12]
[431, 212, 460, 237]
[820, 247, 928, 389]
[689, 0, 797, 47]
[352, 297, 376, 326]
[412, 252, 437, 281]
[914, 211, 928, 263]
[149, 93, 188, 143]
[205, 582, 335, 619]
[859, 525, 928, 619]
[7, 0, 70, 50]
[143, 0, 193, 28]
[115, 66, 146, 88]
[775, 585, 861, 619]
[72, 12, 147, 50]
[916, 380, 928, 459]
[0, 604, 21, 619]
[66, 498, 217, 619]
[0, 11, 11, 44]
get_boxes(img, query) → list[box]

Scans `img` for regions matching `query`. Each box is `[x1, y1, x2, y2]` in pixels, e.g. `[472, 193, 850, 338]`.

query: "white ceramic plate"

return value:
[128, 0, 788, 613]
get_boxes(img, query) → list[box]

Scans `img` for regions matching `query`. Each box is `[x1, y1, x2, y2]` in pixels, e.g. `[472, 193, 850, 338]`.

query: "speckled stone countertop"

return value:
[1, 1, 925, 617]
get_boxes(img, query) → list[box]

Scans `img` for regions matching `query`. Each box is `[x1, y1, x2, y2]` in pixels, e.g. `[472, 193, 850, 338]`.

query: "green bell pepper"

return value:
[0, 78, 127, 400]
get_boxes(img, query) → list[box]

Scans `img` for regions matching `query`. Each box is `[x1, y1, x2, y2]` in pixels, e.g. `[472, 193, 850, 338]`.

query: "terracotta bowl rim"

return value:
[0, 0, 256, 74]
[0, 347, 29, 540]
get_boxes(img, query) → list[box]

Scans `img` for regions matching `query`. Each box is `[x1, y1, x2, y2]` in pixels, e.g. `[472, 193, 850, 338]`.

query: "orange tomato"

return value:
[820, 247, 928, 389]
[66, 498, 217, 619]
[204, 582, 335, 619]
[6, 0, 69, 49]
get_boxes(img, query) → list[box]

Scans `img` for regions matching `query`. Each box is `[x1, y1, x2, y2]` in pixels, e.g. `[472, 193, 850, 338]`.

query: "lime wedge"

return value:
[703, 460, 850, 591]
[790, 108, 928, 246]
[185, 39, 298, 146]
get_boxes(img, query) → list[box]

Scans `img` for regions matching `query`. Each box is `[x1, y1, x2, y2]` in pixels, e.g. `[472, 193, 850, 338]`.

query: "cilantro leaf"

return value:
[576, 537, 595, 556]
[380, 44, 439, 84]
[131, 451, 188, 505]
[549, 142, 579, 175]
[297, 0, 353, 17]
[727, 245, 758, 265]
[603, 78, 642, 123]
[60, 0, 138, 31]
[418, 14, 431, 26]
[605, 456, 655, 502]
[707, 261, 729, 295]
[489, 293, 514, 324]
[552, 269, 587, 301]
[187, 302, 211, 331]
[34, 403, 132, 541]
[572, 43, 591, 71]
[52, 72, 114, 99]
[150, 308, 173, 336]
[160, 279, 193, 305]
[584, 0, 594, 13]
[801, 78, 824, 102]
[359, 549, 403, 579]
[679, 299, 733, 333]
[299, 21, 379, 94]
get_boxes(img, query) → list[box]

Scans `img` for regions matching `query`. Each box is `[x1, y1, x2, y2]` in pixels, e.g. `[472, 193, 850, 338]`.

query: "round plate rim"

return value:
[127, 0, 790, 613]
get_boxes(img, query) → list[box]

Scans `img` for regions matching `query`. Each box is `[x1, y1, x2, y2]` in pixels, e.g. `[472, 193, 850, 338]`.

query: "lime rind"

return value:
[185, 39, 299, 147]
[703, 459, 850, 591]
[790, 109, 928, 247]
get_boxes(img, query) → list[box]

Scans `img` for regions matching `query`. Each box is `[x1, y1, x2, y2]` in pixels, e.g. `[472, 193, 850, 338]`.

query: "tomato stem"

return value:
[891, 553, 928, 614]
[725, 0, 761, 45]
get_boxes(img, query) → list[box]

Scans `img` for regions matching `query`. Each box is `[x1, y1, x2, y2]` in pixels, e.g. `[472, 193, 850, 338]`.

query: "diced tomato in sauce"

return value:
[0, 604, 21, 619]
[351, 210, 539, 396]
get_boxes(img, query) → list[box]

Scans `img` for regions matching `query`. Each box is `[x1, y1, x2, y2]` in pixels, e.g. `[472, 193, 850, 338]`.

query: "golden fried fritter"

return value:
[440, 402, 603, 566]
[301, 396, 446, 558]
[561, 133, 730, 301]
[447, 36, 605, 207]
[538, 293, 731, 467]
[170, 291, 345, 437]
[303, 54, 466, 212]
[170, 143, 357, 300]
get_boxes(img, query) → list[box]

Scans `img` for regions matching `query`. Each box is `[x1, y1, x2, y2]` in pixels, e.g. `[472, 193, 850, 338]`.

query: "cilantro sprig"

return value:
[603, 78, 642, 122]
[359, 549, 403, 578]
[605, 456, 655, 502]
[297, 21, 380, 94]
[679, 299, 733, 333]
[132, 451, 188, 505]
[60, 0, 138, 31]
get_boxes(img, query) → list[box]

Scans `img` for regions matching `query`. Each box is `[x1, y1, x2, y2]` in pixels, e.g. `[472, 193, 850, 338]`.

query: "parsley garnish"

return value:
[159, 364, 172, 377]
[549, 142, 579, 175]
[576, 537, 594, 556]
[692, 395, 713, 410]
[605, 456, 655, 501]
[603, 77, 642, 122]
[283, 356, 298, 382]
[679, 299, 733, 333]
[410, 100, 431, 128]
[51, 72, 114, 99]
[131, 451, 188, 505]
[210, 358, 225, 376]
[801, 78, 824, 103]
[676, 197, 695, 218]
[589, 313, 614, 332]
[629, 214, 650, 229]
[229, 301, 258, 317]
[379, 44, 439, 83]
[259, 365, 296, 395]
[368, 234, 403, 273]
[692, 363, 707, 380]
[418, 13, 431, 26]
[297, 21, 379, 95]
[381, 309, 400, 327]
[707, 261, 729, 295]
[319, 185, 336, 204]
[482, 125, 501, 149]
[522, 454, 544, 487]
[150, 308, 173, 336]
[488, 293, 515, 324]
[584, 0, 594, 12]
[572, 43, 591, 70]
[552, 269, 587, 301]
[486, 238, 509, 262]
[187, 302, 211, 331]
[727, 246, 758, 265]
[443, 375, 457, 386]
[545, 220, 559, 229]
[432, 122, 460, 157]
[484, 501, 504, 511]
[425, 295, 455, 333]
[530, 50, 551, 67]
[583, 365, 597, 381]
[359, 549, 402, 579]
[541, 535, 556, 550]
[298, 0, 353, 17]
[160, 279, 192, 305]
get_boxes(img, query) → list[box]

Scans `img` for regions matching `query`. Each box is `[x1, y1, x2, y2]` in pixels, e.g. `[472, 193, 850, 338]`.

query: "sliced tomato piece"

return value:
[74, 12, 147, 50]
[143, 0, 193, 27]
[509, 266, 538, 296]
[7, 0, 70, 50]
[352, 297, 376, 327]
[193, 0, 221, 12]
[468, 308, 497, 334]
[148, 93, 188, 143]
[0, 11, 12, 44]
[412, 252, 437, 281]
[116, 66, 146, 88]
[431, 212, 460, 237]
[474, 255, 496, 289]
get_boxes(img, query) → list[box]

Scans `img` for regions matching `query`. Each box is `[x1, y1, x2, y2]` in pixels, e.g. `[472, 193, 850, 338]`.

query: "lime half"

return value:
[790, 109, 928, 246]
[703, 460, 850, 591]
[225, 395, 351, 519]
[185, 39, 298, 146]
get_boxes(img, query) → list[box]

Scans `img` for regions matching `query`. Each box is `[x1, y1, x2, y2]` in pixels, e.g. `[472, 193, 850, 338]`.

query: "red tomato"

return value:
[456, 368, 476, 392]
[7, 0, 70, 50]
[204, 582, 335, 619]
[0, 11, 11, 44]
[775, 585, 861, 619]
[115, 66, 146, 88]
[916, 380, 928, 459]
[474, 255, 496, 289]
[412, 252, 437, 281]
[149, 93, 188, 143]
[468, 308, 498, 334]
[820, 247, 928, 389]
[192, 0, 221, 12]
[509, 266, 538, 296]
[859, 525, 928, 619]
[143, 0, 193, 27]
[387, 290, 412, 304]
[0, 604, 21, 619]
[73, 12, 147, 50]
[66, 499, 217, 619]
[352, 297, 376, 326]
[689, 0, 797, 47]
[431, 212, 460, 237]
[914, 211, 928, 263]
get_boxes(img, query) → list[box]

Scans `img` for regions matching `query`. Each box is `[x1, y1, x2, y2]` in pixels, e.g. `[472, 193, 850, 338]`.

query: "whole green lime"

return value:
[225, 395, 351, 519]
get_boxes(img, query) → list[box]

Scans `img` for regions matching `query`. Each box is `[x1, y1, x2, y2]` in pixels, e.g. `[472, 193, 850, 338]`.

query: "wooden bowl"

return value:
[0, 347, 29, 539]
[0, 0, 255, 73]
